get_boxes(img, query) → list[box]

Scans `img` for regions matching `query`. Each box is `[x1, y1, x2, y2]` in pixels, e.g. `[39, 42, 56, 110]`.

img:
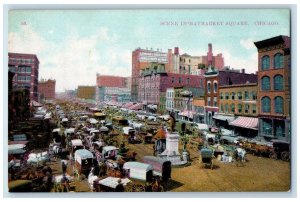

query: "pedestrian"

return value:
[61, 160, 67, 174]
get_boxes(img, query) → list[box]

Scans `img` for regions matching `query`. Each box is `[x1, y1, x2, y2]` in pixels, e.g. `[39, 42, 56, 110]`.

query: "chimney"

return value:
[207, 43, 213, 66]
[241, 68, 245, 73]
[174, 47, 179, 55]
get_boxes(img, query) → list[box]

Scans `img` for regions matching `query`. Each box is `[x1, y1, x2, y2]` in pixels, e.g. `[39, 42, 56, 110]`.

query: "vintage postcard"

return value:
[6, 8, 291, 194]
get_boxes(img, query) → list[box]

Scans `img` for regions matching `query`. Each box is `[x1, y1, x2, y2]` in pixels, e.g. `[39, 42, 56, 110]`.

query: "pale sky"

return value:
[8, 9, 290, 92]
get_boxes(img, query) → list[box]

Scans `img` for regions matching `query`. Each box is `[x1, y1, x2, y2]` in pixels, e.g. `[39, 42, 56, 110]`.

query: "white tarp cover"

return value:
[98, 177, 131, 188]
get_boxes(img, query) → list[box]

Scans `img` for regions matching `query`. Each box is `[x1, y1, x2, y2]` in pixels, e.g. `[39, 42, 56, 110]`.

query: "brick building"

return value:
[131, 48, 172, 102]
[96, 74, 131, 88]
[139, 63, 205, 113]
[204, 67, 257, 125]
[254, 35, 291, 142]
[8, 53, 40, 101]
[38, 79, 56, 101]
[77, 86, 96, 100]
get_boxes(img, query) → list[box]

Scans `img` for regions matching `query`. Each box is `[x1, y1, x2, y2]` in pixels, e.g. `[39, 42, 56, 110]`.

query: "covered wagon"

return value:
[74, 149, 94, 176]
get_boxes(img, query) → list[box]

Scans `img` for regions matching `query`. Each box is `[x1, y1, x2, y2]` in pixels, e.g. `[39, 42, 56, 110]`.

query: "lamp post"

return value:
[180, 90, 193, 154]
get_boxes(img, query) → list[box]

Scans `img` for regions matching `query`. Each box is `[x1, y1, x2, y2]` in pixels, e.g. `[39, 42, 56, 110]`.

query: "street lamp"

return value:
[179, 90, 193, 154]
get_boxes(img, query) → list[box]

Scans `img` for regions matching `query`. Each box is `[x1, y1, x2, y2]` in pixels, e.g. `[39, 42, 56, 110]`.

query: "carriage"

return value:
[200, 147, 214, 169]
[234, 147, 246, 167]
[123, 162, 153, 182]
[142, 156, 171, 182]
[270, 140, 290, 161]
[74, 149, 94, 177]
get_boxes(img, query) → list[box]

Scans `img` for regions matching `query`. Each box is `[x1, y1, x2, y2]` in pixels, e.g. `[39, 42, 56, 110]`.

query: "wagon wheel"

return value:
[269, 151, 277, 160]
[132, 184, 145, 192]
[281, 152, 290, 162]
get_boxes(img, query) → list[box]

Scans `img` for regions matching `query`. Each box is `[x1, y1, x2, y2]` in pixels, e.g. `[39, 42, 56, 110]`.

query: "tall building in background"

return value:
[131, 48, 173, 102]
[254, 35, 291, 142]
[38, 79, 56, 102]
[96, 74, 131, 103]
[8, 53, 40, 101]
[77, 86, 96, 100]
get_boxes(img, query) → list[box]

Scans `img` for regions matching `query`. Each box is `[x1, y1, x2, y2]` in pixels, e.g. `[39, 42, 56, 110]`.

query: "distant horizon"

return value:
[8, 9, 290, 92]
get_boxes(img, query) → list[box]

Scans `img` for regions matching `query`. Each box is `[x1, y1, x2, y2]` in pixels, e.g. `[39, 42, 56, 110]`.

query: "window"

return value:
[238, 104, 243, 113]
[238, 92, 242, 100]
[213, 82, 218, 93]
[231, 104, 235, 113]
[26, 66, 32, 73]
[220, 104, 224, 112]
[225, 104, 228, 113]
[213, 97, 217, 107]
[274, 96, 284, 114]
[207, 97, 211, 106]
[261, 96, 271, 113]
[251, 91, 257, 100]
[186, 78, 190, 84]
[178, 77, 182, 84]
[261, 119, 272, 136]
[261, 55, 270, 70]
[274, 120, 285, 137]
[225, 92, 229, 100]
[252, 104, 257, 114]
[220, 93, 223, 100]
[9, 65, 16, 73]
[274, 75, 284, 90]
[274, 53, 284, 69]
[207, 82, 211, 93]
[245, 104, 249, 113]
[231, 92, 235, 100]
[171, 77, 175, 83]
[261, 76, 270, 90]
[244, 91, 249, 100]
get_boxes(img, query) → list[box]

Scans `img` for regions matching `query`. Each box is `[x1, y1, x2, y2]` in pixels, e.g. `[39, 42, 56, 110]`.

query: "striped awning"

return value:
[178, 110, 196, 119]
[229, 116, 258, 130]
[128, 103, 143, 110]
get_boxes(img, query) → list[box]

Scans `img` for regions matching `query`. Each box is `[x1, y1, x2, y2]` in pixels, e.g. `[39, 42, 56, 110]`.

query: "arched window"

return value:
[231, 92, 235, 100]
[274, 53, 284, 69]
[220, 104, 224, 112]
[225, 92, 229, 100]
[231, 104, 235, 113]
[274, 96, 284, 114]
[207, 82, 211, 93]
[220, 93, 223, 100]
[261, 55, 270, 70]
[274, 74, 284, 90]
[225, 103, 228, 113]
[261, 96, 271, 113]
[261, 76, 270, 90]
[213, 82, 218, 93]
[244, 91, 249, 100]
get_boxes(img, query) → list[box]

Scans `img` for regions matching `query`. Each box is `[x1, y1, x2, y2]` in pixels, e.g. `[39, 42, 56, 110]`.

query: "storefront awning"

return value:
[128, 103, 143, 110]
[213, 114, 235, 122]
[178, 110, 196, 119]
[229, 116, 258, 130]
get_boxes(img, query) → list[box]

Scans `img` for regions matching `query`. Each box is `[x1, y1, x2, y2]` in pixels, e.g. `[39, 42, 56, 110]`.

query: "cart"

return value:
[200, 147, 214, 169]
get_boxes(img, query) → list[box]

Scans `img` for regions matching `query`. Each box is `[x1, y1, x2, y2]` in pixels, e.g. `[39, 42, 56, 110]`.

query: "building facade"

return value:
[96, 74, 131, 88]
[8, 53, 40, 101]
[204, 67, 258, 125]
[97, 87, 131, 103]
[138, 67, 205, 111]
[131, 48, 173, 102]
[38, 79, 56, 101]
[77, 86, 96, 100]
[254, 35, 291, 142]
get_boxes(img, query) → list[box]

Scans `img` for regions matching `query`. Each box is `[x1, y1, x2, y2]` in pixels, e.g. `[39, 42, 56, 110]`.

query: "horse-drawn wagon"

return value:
[74, 149, 94, 177]
[200, 147, 214, 169]
[142, 156, 171, 182]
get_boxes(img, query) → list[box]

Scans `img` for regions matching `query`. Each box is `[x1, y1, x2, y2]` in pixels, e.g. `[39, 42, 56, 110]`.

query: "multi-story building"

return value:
[192, 98, 205, 123]
[138, 63, 205, 112]
[204, 67, 257, 125]
[77, 86, 96, 100]
[178, 44, 224, 75]
[217, 83, 258, 137]
[38, 79, 56, 102]
[166, 88, 175, 113]
[158, 92, 166, 114]
[96, 74, 131, 88]
[131, 48, 173, 102]
[97, 87, 131, 104]
[254, 35, 291, 142]
[8, 53, 40, 101]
